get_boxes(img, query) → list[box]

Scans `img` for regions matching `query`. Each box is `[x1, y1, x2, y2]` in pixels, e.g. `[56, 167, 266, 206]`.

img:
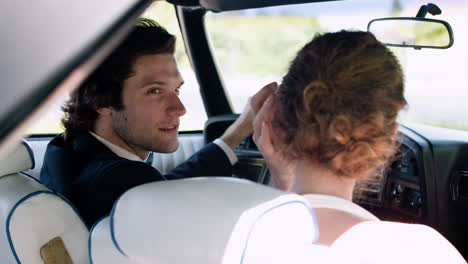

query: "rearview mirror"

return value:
[367, 17, 454, 49]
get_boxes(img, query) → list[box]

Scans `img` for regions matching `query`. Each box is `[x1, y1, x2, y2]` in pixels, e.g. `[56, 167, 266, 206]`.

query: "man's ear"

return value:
[391, 123, 400, 140]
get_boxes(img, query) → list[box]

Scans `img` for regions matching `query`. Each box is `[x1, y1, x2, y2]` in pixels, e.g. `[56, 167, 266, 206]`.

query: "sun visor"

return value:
[198, 0, 340, 12]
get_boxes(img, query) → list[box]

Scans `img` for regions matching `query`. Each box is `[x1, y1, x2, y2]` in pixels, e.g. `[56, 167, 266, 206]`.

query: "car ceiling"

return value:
[170, 0, 340, 12]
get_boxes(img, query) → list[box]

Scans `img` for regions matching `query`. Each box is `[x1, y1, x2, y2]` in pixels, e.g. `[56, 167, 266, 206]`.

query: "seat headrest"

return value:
[109, 177, 318, 264]
[0, 140, 34, 177]
[6, 191, 89, 263]
[89, 217, 133, 264]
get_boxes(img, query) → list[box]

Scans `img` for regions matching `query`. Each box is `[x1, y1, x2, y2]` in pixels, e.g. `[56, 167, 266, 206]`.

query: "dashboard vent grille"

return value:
[237, 136, 258, 151]
[353, 166, 386, 207]
[451, 170, 468, 200]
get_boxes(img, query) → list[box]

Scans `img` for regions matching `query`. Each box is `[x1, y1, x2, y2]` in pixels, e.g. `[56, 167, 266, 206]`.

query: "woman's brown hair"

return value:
[276, 30, 407, 179]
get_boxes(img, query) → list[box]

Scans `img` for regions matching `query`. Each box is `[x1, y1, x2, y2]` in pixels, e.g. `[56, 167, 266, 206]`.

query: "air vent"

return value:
[237, 136, 258, 151]
[451, 170, 468, 201]
[353, 167, 386, 207]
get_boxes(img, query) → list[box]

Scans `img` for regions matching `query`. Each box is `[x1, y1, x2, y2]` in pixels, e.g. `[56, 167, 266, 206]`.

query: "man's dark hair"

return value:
[61, 18, 176, 136]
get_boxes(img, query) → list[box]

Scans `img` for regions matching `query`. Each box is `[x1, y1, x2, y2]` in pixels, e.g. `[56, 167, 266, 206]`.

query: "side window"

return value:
[141, 2, 206, 131]
[27, 2, 206, 135]
[26, 94, 69, 134]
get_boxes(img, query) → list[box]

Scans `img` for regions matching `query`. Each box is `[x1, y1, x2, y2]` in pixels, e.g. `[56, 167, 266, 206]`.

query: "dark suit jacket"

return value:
[40, 132, 233, 227]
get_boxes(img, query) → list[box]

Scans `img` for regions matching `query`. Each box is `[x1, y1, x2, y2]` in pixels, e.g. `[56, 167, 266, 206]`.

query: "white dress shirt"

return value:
[89, 131, 238, 165]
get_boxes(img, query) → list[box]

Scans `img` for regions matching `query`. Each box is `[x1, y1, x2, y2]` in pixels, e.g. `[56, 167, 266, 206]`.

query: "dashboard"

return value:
[205, 115, 468, 257]
[231, 129, 427, 222]
[357, 134, 426, 224]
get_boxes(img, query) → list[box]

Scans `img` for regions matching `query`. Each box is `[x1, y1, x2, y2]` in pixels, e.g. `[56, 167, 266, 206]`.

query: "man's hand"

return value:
[220, 82, 277, 150]
[252, 92, 297, 192]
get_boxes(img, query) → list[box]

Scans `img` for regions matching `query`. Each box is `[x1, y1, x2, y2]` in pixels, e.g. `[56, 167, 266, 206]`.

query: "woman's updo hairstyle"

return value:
[276, 30, 407, 179]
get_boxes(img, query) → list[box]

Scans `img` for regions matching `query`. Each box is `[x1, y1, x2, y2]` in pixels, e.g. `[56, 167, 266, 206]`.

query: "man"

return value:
[40, 18, 272, 227]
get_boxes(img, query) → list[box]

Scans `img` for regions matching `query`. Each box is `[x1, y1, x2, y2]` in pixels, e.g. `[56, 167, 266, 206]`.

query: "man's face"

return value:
[111, 54, 186, 155]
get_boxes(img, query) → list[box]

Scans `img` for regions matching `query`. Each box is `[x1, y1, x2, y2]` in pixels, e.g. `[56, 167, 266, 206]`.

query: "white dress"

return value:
[302, 194, 465, 263]
[302, 193, 379, 221]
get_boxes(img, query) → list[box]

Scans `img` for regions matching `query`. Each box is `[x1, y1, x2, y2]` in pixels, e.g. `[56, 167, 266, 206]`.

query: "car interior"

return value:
[1, 0, 468, 263]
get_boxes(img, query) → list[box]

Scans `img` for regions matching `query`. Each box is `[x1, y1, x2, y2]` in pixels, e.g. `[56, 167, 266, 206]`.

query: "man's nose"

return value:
[167, 93, 186, 117]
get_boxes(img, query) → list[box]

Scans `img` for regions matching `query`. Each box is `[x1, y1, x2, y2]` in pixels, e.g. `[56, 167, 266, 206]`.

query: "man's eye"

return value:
[148, 88, 161, 94]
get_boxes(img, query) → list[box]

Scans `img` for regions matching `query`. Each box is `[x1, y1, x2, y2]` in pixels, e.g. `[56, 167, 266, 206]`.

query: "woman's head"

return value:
[276, 30, 407, 180]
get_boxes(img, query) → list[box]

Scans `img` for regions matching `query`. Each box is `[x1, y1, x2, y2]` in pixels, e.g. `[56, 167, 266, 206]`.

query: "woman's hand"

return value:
[220, 82, 275, 150]
[252, 85, 297, 192]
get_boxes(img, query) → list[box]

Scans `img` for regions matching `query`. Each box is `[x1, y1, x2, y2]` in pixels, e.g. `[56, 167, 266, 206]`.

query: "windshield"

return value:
[205, 0, 468, 130]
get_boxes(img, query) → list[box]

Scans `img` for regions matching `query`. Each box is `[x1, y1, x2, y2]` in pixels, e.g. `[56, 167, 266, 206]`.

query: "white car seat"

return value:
[0, 140, 89, 264]
[89, 216, 131, 264]
[89, 177, 324, 264]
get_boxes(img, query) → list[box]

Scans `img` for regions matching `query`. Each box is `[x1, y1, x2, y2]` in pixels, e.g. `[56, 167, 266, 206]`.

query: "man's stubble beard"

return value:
[112, 109, 179, 154]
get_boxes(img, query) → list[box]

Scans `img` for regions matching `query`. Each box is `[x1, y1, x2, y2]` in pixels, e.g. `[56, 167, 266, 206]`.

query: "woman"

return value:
[252, 31, 464, 262]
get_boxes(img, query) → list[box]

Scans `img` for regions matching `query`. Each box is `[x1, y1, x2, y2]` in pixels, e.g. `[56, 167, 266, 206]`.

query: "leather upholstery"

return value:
[89, 217, 130, 264]
[0, 141, 34, 177]
[0, 141, 89, 264]
[97, 177, 318, 264]
[149, 134, 204, 175]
